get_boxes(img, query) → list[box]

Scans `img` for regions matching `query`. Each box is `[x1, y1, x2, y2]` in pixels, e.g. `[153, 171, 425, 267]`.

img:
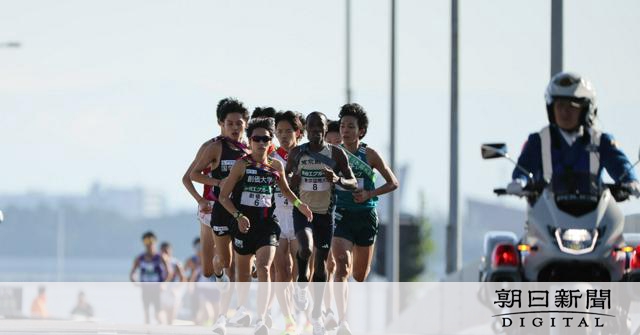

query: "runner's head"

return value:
[306, 111, 328, 144]
[339, 103, 368, 143]
[160, 241, 171, 256]
[325, 120, 342, 145]
[251, 106, 277, 120]
[216, 98, 249, 141]
[247, 117, 275, 157]
[275, 110, 305, 149]
[142, 231, 157, 252]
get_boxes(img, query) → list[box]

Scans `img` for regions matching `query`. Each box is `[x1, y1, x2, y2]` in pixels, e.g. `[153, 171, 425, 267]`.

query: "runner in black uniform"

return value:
[219, 117, 313, 335]
[189, 98, 250, 334]
[286, 112, 357, 335]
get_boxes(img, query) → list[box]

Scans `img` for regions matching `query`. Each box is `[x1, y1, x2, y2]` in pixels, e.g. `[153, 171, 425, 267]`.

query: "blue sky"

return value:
[2, 0, 640, 216]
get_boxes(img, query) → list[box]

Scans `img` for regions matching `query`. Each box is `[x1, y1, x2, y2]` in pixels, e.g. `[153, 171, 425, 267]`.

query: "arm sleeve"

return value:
[512, 133, 542, 184]
[599, 133, 638, 183]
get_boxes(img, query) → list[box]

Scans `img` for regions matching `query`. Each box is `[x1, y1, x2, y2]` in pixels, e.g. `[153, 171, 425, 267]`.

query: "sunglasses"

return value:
[251, 135, 272, 143]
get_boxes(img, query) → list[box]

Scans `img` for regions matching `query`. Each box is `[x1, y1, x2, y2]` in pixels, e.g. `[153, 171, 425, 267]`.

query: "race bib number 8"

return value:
[241, 192, 273, 207]
[301, 177, 330, 192]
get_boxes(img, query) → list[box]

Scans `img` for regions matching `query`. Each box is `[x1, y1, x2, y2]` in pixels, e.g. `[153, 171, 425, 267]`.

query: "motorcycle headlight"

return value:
[555, 228, 598, 255]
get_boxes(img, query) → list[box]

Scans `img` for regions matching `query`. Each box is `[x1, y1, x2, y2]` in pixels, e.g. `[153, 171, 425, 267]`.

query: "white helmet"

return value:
[545, 72, 597, 127]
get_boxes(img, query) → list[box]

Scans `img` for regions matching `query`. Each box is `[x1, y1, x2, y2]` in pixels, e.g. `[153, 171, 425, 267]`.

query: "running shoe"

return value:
[254, 319, 269, 335]
[228, 306, 252, 327]
[336, 321, 352, 335]
[212, 315, 227, 335]
[312, 317, 326, 335]
[323, 310, 337, 331]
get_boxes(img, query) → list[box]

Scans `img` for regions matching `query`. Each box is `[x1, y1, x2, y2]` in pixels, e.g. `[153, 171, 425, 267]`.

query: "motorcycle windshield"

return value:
[551, 172, 602, 217]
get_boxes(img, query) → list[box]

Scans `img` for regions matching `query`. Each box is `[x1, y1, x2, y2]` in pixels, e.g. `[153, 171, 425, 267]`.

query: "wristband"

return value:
[233, 211, 243, 220]
[293, 199, 302, 208]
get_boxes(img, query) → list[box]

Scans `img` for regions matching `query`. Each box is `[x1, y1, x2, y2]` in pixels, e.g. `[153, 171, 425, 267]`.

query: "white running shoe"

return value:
[228, 306, 252, 327]
[336, 321, 352, 335]
[293, 285, 310, 311]
[254, 319, 269, 335]
[311, 317, 326, 335]
[212, 315, 227, 335]
[323, 310, 337, 331]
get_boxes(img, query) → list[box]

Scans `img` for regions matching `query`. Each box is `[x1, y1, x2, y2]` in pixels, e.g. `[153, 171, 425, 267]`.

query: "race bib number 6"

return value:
[241, 192, 273, 207]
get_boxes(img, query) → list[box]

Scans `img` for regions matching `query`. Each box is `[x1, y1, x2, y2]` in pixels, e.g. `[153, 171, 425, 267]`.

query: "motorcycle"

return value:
[478, 143, 640, 282]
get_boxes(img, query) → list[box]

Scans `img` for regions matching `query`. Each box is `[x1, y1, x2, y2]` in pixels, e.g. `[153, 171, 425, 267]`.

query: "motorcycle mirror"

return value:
[481, 143, 508, 159]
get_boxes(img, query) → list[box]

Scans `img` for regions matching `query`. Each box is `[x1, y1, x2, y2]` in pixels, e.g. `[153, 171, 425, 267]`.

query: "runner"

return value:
[271, 110, 306, 334]
[286, 111, 357, 335]
[218, 117, 313, 335]
[159, 241, 185, 325]
[182, 98, 241, 282]
[325, 120, 341, 146]
[189, 98, 251, 334]
[129, 231, 170, 325]
[332, 103, 399, 335]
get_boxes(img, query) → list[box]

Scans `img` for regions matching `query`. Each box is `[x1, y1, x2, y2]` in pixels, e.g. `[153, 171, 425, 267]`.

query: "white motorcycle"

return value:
[479, 143, 640, 282]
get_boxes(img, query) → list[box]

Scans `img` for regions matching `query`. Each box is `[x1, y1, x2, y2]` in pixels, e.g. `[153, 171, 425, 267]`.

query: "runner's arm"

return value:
[218, 159, 246, 216]
[129, 257, 140, 282]
[175, 262, 186, 282]
[333, 146, 358, 190]
[161, 254, 172, 282]
[285, 146, 302, 189]
[273, 160, 313, 221]
[366, 147, 399, 198]
[189, 141, 223, 189]
[182, 141, 211, 203]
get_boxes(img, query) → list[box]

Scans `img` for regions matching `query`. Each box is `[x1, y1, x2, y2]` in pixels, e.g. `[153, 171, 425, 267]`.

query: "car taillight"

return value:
[630, 246, 640, 270]
[492, 244, 518, 267]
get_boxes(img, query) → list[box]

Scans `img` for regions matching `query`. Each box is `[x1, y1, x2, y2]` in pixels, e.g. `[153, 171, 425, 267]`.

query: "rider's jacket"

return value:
[513, 124, 638, 185]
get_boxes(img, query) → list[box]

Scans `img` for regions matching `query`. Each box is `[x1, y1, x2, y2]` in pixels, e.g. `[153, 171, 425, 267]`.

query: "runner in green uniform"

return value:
[332, 103, 399, 335]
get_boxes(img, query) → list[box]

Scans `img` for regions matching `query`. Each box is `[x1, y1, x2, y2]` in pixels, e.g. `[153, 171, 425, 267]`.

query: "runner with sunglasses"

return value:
[332, 103, 399, 335]
[218, 117, 313, 335]
[286, 111, 357, 335]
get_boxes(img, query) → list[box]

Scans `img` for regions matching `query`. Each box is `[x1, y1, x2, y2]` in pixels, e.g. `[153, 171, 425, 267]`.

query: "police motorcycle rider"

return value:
[508, 72, 640, 201]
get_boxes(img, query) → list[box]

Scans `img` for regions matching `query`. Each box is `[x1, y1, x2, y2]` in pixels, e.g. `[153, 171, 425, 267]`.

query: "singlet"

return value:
[231, 157, 279, 222]
[336, 143, 378, 209]
[295, 144, 335, 214]
[138, 253, 164, 282]
[271, 147, 293, 212]
[210, 139, 248, 200]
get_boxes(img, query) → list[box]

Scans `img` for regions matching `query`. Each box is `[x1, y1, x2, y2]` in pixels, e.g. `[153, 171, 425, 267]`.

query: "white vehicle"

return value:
[479, 143, 640, 282]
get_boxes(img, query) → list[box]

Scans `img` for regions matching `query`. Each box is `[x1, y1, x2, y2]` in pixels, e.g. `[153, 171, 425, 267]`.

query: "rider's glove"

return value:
[506, 178, 528, 196]
[622, 181, 640, 198]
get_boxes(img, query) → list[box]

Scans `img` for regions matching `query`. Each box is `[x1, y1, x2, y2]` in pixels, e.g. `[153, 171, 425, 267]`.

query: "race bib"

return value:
[240, 191, 273, 207]
[301, 177, 330, 192]
[275, 192, 292, 208]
